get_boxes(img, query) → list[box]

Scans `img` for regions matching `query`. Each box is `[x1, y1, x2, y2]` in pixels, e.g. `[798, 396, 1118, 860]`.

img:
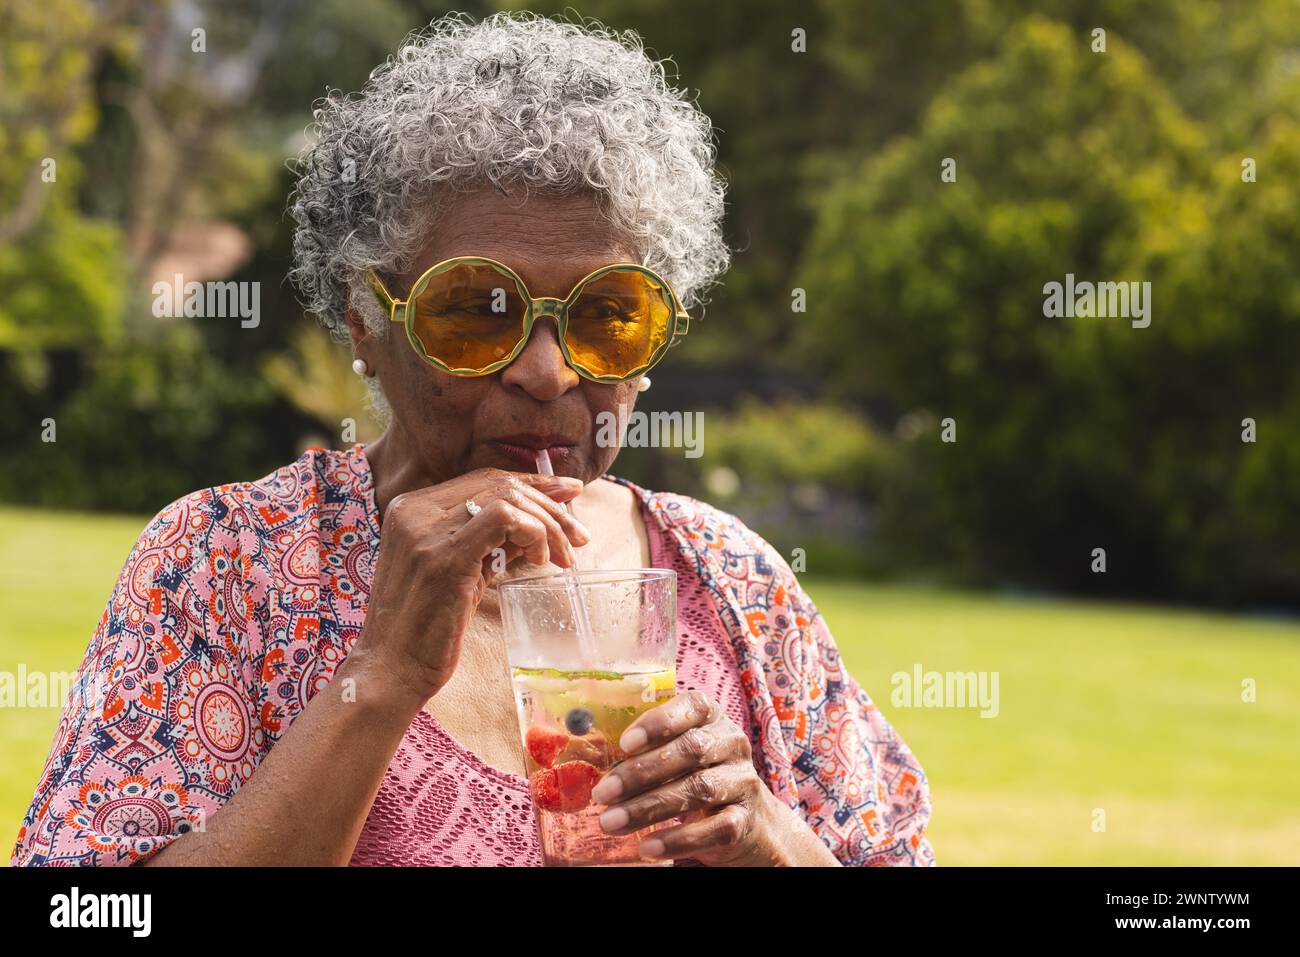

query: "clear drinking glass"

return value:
[498, 568, 677, 867]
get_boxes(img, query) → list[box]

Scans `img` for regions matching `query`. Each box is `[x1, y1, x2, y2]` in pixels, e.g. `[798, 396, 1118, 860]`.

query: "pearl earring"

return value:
[351, 358, 370, 377]
[637, 376, 652, 393]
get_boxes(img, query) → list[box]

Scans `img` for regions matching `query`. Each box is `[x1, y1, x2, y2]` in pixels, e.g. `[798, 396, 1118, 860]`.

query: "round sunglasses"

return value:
[366, 256, 690, 382]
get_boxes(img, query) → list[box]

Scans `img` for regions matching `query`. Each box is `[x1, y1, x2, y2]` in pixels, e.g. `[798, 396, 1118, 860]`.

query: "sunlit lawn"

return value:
[814, 582, 1300, 865]
[2, 504, 1297, 865]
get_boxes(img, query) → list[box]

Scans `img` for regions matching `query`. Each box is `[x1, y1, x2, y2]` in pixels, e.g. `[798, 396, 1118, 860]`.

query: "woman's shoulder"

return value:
[137, 445, 358, 547]
[607, 475, 793, 586]
[114, 446, 364, 639]
[104, 446, 363, 699]
[606, 472, 723, 526]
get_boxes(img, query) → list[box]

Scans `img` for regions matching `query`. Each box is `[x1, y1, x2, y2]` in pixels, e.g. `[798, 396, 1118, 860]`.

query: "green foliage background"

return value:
[2, 0, 1298, 607]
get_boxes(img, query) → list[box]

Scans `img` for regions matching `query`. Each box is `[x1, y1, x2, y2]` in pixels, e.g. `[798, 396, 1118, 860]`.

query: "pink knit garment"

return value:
[347, 507, 751, 867]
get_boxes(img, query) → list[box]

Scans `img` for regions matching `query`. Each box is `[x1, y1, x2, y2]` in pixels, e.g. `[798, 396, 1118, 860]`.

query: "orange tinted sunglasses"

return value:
[366, 257, 690, 382]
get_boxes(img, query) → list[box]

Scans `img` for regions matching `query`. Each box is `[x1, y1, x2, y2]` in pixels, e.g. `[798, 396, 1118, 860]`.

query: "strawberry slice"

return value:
[529, 760, 603, 813]
[525, 726, 570, 769]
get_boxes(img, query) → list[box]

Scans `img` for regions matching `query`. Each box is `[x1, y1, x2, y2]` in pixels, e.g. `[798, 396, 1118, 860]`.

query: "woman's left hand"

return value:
[590, 690, 841, 866]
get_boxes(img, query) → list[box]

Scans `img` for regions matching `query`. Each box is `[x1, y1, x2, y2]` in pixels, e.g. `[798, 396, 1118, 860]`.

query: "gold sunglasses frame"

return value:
[366, 256, 690, 383]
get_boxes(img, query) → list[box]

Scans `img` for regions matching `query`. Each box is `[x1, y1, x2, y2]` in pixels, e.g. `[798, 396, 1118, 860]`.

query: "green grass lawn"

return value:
[2, 504, 1297, 865]
[813, 582, 1300, 865]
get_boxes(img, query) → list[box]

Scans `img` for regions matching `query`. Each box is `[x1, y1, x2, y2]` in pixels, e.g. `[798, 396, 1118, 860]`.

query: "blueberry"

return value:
[565, 707, 595, 735]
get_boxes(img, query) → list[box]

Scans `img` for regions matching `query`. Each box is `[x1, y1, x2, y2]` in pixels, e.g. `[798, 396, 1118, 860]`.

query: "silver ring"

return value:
[465, 499, 482, 518]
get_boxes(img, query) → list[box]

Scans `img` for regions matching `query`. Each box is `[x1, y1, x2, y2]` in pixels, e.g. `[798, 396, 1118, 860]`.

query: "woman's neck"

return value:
[362, 424, 452, 522]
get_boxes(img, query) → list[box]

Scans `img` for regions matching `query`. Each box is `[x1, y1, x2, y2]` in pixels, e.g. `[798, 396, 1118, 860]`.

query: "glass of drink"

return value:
[498, 568, 677, 867]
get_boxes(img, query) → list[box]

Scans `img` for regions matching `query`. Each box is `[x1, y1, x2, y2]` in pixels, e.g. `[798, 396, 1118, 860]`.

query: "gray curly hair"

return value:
[288, 10, 730, 359]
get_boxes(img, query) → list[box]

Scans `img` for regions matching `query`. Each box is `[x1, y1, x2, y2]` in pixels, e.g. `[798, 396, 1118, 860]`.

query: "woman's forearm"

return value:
[739, 777, 844, 866]
[144, 650, 422, 866]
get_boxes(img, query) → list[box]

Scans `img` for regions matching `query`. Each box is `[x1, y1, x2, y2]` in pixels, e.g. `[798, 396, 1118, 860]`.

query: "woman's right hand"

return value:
[345, 468, 591, 711]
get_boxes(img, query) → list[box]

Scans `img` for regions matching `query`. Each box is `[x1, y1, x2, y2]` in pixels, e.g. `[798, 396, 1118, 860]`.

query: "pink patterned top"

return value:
[11, 445, 935, 867]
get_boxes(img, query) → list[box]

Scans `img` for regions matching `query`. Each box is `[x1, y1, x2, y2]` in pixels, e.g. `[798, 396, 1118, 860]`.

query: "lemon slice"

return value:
[513, 667, 677, 750]
[648, 668, 677, 693]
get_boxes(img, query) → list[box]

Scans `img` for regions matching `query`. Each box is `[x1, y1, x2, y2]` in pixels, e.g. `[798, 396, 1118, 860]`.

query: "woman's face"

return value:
[348, 188, 644, 484]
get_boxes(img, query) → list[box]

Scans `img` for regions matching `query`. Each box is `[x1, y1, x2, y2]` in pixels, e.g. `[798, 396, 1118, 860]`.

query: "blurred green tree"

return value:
[798, 15, 1300, 603]
[2, 0, 1297, 603]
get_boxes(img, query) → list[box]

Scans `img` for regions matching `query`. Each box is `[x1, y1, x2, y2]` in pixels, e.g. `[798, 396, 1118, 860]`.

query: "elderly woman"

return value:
[12, 12, 933, 867]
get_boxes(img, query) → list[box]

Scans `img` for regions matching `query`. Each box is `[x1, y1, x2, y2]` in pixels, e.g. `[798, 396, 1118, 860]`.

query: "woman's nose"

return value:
[499, 316, 580, 400]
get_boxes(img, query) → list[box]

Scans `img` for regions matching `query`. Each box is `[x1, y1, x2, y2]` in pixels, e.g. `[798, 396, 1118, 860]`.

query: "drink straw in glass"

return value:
[533, 450, 599, 661]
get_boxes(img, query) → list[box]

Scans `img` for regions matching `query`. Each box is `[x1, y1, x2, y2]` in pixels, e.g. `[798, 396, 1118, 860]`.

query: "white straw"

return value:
[533, 450, 600, 662]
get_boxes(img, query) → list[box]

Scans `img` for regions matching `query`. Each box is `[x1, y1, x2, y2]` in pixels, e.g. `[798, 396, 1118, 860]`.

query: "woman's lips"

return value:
[490, 441, 575, 469]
